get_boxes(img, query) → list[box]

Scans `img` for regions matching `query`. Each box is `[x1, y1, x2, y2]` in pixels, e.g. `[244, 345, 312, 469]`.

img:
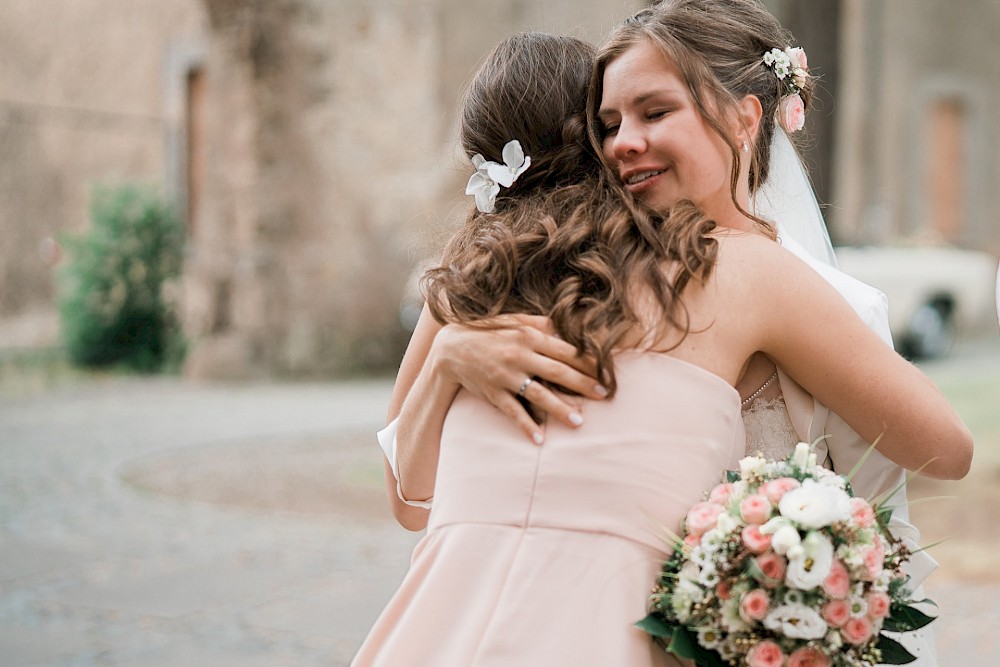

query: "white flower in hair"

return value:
[465, 139, 531, 213]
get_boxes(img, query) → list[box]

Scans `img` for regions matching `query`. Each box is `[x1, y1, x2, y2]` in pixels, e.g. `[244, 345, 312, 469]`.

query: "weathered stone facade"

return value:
[181, 0, 645, 378]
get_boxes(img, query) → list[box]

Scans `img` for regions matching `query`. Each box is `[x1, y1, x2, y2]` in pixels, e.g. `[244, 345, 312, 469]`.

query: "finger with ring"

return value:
[517, 377, 534, 397]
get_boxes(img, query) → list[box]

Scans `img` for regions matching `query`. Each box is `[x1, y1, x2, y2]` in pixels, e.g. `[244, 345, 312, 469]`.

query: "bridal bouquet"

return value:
[638, 443, 934, 667]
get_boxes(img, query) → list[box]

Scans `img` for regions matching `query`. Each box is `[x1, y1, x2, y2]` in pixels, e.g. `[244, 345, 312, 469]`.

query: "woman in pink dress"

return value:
[353, 23, 971, 667]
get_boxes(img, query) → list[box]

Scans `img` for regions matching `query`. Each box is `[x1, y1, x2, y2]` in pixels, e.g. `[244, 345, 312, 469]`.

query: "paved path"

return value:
[1, 366, 998, 665]
[0, 377, 419, 666]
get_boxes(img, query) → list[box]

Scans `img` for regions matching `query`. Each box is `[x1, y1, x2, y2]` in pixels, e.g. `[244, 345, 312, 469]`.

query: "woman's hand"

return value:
[433, 314, 607, 443]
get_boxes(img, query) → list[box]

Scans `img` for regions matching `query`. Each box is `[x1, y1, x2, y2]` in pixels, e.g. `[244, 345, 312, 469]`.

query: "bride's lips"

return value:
[621, 168, 666, 196]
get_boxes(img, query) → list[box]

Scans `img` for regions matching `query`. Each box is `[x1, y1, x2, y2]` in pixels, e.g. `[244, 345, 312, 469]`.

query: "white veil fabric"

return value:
[753, 128, 838, 268]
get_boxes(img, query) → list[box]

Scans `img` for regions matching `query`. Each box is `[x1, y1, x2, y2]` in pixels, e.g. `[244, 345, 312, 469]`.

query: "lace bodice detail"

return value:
[741, 396, 799, 461]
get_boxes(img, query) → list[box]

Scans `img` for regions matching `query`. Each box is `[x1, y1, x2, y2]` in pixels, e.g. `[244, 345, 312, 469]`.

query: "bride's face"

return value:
[597, 39, 738, 221]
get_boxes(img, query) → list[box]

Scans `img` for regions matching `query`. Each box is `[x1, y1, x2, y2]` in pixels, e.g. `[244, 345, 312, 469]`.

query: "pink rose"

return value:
[709, 482, 734, 505]
[742, 524, 773, 554]
[842, 616, 874, 645]
[754, 553, 787, 587]
[761, 477, 800, 504]
[849, 498, 875, 528]
[739, 589, 770, 622]
[686, 501, 725, 537]
[822, 599, 851, 627]
[778, 93, 806, 133]
[748, 639, 785, 667]
[788, 647, 830, 667]
[862, 545, 885, 580]
[684, 533, 701, 548]
[822, 559, 850, 599]
[740, 494, 773, 524]
[786, 47, 808, 71]
[867, 591, 891, 619]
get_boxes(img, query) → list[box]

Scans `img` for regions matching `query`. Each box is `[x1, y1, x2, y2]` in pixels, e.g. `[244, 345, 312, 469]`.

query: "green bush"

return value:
[58, 186, 185, 372]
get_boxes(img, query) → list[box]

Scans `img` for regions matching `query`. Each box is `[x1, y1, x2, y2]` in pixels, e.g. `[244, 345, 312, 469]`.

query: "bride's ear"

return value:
[735, 94, 764, 148]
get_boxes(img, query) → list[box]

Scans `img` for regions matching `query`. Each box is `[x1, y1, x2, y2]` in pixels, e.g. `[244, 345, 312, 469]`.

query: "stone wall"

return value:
[0, 0, 206, 319]
[182, 0, 645, 378]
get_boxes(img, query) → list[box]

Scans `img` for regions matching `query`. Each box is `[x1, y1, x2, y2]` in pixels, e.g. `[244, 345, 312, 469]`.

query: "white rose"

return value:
[769, 524, 802, 557]
[779, 479, 851, 529]
[785, 531, 834, 590]
[763, 603, 828, 640]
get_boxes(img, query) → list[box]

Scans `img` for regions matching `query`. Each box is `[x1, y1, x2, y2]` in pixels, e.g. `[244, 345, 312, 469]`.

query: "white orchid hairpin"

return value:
[465, 139, 531, 213]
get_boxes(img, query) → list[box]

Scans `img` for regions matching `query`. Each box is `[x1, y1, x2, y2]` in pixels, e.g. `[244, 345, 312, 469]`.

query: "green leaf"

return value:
[883, 604, 938, 632]
[725, 469, 740, 483]
[635, 613, 676, 639]
[666, 626, 699, 659]
[876, 634, 918, 664]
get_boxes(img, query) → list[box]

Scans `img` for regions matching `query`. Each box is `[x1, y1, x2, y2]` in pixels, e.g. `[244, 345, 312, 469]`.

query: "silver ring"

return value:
[517, 377, 534, 397]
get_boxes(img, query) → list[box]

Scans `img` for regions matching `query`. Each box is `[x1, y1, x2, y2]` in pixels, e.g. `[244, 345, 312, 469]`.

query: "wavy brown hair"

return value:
[424, 32, 718, 396]
[588, 0, 816, 237]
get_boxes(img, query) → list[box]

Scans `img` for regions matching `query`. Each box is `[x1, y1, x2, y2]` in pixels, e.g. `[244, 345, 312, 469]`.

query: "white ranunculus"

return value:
[785, 531, 834, 590]
[779, 479, 851, 529]
[763, 603, 828, 640]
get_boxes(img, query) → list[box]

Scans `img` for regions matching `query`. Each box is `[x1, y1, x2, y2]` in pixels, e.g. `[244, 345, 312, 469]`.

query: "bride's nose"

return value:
[607, 121, 647, 161]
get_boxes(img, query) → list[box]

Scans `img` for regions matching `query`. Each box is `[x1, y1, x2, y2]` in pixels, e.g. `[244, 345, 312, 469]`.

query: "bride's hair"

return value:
[423, 32, 718, 396]
[589, 0, 816, 236]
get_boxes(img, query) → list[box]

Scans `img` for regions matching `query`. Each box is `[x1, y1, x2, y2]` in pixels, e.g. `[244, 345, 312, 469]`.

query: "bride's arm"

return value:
[383, 304, 605, 529]
[726, 236, 972, 480]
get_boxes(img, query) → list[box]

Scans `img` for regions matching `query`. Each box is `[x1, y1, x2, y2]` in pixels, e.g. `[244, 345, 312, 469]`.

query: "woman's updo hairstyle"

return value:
[460, 32, 598, 204]
[590, 0, 815, 211]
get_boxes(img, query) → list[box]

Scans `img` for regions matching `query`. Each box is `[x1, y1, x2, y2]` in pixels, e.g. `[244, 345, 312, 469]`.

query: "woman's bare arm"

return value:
[382, 304, 606, 529]
[721, 236, 973, 479]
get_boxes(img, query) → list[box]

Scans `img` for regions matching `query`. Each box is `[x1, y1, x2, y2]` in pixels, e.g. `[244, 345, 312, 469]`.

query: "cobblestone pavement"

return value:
[1, 361, 998, 665]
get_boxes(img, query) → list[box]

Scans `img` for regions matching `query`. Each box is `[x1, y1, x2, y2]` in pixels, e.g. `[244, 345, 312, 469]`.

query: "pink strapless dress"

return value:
[353, 352, 745, 666]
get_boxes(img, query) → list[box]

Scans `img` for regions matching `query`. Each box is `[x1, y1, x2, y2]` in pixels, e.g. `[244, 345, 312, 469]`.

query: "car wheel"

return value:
[901, 301, 955, 360]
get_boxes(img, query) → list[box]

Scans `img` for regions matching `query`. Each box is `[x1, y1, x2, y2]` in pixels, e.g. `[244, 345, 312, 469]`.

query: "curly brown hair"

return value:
[424, 32, 718, 397]
[589, 0, 816, 237]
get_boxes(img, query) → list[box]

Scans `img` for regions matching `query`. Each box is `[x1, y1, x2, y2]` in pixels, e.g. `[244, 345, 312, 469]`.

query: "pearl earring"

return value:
[742, 141, 750, 153]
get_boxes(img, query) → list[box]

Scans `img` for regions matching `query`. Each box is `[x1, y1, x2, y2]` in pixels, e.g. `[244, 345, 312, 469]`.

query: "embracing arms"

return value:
[383, 305, 605, 530]
[722, 235, 973, 480]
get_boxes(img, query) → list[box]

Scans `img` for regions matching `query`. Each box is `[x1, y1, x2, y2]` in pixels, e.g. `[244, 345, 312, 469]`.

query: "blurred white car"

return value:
[834, 245, 999, 359]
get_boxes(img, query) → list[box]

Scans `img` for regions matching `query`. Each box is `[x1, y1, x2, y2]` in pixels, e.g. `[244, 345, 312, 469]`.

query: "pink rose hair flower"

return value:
[778, 93, 806, 133]
[748, 639, 785, 667]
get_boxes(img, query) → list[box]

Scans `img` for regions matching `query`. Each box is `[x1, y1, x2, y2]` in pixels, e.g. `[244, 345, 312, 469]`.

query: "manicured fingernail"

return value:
[568, 412, 584, 426]
[593, 384, 609, 398]
[532, 432, 544, 445]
